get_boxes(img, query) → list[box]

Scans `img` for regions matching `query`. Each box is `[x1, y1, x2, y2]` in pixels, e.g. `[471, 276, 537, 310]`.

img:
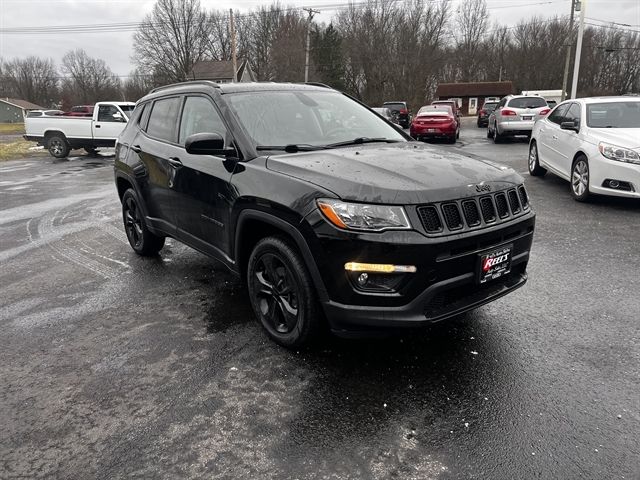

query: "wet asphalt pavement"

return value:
[1, 120, 639, 479]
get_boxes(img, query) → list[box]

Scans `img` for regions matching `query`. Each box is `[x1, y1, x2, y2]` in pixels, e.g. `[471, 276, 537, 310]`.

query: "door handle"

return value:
[131, 145, 141, 153]
[95, 124, 101, 128]
[167, 157, 183, 168]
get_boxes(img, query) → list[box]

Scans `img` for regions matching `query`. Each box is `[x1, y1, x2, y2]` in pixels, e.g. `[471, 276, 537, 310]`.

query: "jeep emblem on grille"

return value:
[475, 184, 492, 192]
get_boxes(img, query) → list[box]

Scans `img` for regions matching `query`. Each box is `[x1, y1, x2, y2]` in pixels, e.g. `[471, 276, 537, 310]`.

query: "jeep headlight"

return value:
[598, 142, 640, 165]
[317, 199, 411, 232]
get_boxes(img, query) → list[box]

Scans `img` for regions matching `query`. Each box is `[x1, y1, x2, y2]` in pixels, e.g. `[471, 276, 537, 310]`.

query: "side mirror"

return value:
[185, 132, 236, 157]
[112, 112, 125, 122]
[560, 121, 579, 132]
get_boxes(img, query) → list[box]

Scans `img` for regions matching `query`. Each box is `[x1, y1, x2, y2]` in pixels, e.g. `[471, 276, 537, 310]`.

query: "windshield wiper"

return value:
[256, 144, 326, 153]
[325, 137, 402, 148]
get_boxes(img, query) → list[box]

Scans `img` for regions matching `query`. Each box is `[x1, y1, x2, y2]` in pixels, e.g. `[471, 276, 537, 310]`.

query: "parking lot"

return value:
[1, 118, 639, 479]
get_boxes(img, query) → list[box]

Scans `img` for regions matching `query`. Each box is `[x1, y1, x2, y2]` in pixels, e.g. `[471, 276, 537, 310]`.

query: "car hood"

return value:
[587, 128, 640, 149]
[265, 142, 522, 204]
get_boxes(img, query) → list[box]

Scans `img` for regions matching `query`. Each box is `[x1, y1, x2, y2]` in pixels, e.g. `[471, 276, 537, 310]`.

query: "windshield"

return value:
[508, 97, 547, 109]
[225, 90, 406, 148]
[383, 103, 406, 112]
[587, 102, 640, 128]
[119, 104, 135, 119]
[483, 103, 498, 111]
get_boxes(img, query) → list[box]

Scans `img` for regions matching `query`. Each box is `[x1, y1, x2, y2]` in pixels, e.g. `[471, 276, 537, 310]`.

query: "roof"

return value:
[435, 82, 514, 97]
[192, 59, 250, 80]
[143, 81, 332, 102]
[0, 97, 44, 110]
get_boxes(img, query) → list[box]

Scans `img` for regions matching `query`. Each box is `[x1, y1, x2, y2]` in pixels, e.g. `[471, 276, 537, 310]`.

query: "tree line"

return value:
[1, 0, 638, 111]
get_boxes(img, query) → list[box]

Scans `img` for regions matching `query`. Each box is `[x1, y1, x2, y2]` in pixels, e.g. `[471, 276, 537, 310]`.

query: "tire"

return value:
[528, 141, 547, 176]
[448, 135, 456, 144]
[247, 236, 323, 348]
[121, 188, 165, 255]
[492, 122, 503, 143]
[486, 124, 493, 139]
[47, 134, 70, 158]
[570, 155, 591, 202]
[84, 147, 99, 156]
[456, 128, 460, 139]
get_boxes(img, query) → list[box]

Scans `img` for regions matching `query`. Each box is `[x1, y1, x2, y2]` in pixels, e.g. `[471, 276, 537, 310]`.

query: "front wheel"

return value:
[47, 135, 70, 158]
[571, 155, 591, 202]
[528, 141, 547, 176]
[121, 189, 165, 255]
[247, 236, 323, 348]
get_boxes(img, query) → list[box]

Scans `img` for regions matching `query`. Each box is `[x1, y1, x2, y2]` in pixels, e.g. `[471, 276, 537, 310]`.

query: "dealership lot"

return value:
[1, 120, 639, 479]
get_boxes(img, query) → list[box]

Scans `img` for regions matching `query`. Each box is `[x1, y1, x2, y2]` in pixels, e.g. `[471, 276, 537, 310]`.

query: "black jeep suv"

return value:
[114, 81, 535, 347]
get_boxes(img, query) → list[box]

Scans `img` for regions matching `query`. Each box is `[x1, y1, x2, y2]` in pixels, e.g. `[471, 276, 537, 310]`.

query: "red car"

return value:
[431, 99, 461, 119]
[410, 105, 460, 143]
[62, 105, 94, 117]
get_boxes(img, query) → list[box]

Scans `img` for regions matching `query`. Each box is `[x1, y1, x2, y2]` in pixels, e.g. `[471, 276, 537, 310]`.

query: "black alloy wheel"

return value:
[121, 189, 165, 256]
[247, 236, 323, 348]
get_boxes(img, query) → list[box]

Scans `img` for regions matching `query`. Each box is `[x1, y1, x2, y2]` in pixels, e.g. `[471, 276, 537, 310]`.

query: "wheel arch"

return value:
[43, 130, 68, 144]
[234, 209, 329, 302]
[572, 150, 589, 166]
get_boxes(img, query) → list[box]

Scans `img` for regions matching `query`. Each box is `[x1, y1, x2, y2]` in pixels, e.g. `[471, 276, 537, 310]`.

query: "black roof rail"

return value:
[304, 82, 333, 89]
[150, 80, 220, 94]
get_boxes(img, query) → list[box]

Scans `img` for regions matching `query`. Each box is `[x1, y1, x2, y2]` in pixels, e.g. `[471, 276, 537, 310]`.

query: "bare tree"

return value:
[61, 49, 121, 107]
[133, 0, 210, 82]
[454, 0, 488, 82]
[1, 56, 59, 107]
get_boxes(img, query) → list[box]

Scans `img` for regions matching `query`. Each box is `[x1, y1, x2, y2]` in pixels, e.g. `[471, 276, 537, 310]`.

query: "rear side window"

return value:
[508, 97, 547, 109]
[547, 104, 569, 125]
[146, 97, 182, 143]
[178, 96, 228, 145]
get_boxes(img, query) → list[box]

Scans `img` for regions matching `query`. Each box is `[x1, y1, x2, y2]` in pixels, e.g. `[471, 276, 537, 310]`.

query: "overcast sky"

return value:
[1, 0, 638, 76]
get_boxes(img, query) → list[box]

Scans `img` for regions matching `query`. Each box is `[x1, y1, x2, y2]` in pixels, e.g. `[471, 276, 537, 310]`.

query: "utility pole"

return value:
[230, 9, 238, 82]
[560, 0, 577, 101]
[303, 8, 319, 83]
[571, 0, 586, 99]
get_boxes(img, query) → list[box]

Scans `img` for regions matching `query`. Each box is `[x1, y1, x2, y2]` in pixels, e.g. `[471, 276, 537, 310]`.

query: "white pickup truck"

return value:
[24, 101, 136, 158]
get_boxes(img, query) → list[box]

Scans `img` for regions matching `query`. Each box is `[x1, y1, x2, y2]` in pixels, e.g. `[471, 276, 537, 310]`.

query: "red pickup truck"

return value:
[62, 105, 94, 117]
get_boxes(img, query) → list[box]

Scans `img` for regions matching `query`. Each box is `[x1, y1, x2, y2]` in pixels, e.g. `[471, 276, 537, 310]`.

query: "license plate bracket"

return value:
[522, 115, 533, 120]
[477, 244, 513, 284]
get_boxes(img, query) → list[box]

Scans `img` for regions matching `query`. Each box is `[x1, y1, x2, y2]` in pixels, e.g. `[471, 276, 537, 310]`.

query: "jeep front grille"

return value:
[416, 185, 531, 237]
[417, 205, 443, 233]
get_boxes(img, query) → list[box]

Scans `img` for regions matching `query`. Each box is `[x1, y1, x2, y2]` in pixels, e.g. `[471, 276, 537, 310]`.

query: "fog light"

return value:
[357, 273, 369, 286]
[344, 262, 417, 273]
[609, 180, 620, 189]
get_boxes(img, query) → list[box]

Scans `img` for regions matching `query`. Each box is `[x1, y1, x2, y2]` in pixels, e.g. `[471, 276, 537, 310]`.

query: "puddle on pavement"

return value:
[201, 279, 253, 334]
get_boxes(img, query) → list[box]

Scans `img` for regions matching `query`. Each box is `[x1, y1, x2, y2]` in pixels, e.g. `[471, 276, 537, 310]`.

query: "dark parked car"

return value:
[477, 101, 499, 127]
[382, 101, 411, 128]
[114, 81, 535, 348]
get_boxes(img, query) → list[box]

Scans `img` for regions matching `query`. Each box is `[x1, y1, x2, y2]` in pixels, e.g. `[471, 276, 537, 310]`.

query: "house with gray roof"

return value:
[0, 98, 44, 123]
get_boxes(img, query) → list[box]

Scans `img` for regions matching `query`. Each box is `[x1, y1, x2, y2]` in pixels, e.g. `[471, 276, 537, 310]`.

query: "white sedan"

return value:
[528, 96, 640, 201]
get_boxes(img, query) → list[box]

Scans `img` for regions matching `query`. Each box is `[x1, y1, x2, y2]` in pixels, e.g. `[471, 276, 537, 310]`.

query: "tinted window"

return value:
[119, 104, 135, 119]
[227, 90, 405, 148]
[482, 103, 498, 111]
[98, 105, 122, 122]
[586, 101, 640, 128]
[564, 103, 581, 126]
[498, 98, 507, 108]
[547, 104, 569, 125]
[508, 97, 547, 109]
[383, 102, 406, 112]
[179, 96, 227, 145]
[146, 97, 181, 142]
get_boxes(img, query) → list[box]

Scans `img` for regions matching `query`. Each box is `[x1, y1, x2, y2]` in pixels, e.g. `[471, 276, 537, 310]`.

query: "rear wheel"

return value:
[571, 155, 591, 202]
[486, 123, 493, 138]
[84, 147, 99, 156]
[247, 236, 323, 348]
[122, 189, 165, 255]
[47, 135, 70, 158]
[492, 123, 503, 143]
[528, 141, 547, 176]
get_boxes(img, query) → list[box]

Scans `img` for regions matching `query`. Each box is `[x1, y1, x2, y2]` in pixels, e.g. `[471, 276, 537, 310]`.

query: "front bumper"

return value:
[589, 155, 640, 198]
[304, 210, 535, 333]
